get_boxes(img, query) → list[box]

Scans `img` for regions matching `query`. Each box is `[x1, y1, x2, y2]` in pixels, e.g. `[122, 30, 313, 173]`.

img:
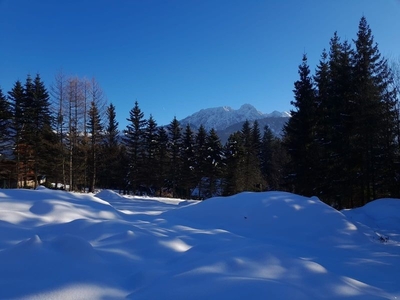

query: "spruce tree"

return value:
[283, 54, 318, 196]
[124, 101, 147, 194]
[155, 126, 169, 196]
[143, 115, 159, 193]
[100, 103, 120, 189]
[250, 120, 263, 191]
[351, 16, 397, 204]
[181, 124, 196, 198]
[8, 80, 25, 187]
[87, 101, 103, 193]
[0, 88, 12, 159]
[260, 126, 286, 191]
[32, 74, 55, 187]
[167, 117, 182, 197]
[204, 128, 224, 197]
[223, 131, 245, 195]
[194, 125, 208, 198]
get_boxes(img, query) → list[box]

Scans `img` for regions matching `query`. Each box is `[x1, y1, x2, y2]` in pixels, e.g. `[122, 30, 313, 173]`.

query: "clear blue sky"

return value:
[1, 0, 399, 128]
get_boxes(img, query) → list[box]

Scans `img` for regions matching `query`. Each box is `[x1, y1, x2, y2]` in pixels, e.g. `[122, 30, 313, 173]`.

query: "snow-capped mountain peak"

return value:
[179, 104, 289, 131]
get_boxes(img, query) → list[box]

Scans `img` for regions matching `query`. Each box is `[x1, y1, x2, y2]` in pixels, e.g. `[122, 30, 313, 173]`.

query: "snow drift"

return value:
[0, 187, 399, 299]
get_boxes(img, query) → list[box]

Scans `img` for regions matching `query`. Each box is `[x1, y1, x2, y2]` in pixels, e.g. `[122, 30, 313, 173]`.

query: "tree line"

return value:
[0, 71, 285, 198]
[0, 17, 399, 208]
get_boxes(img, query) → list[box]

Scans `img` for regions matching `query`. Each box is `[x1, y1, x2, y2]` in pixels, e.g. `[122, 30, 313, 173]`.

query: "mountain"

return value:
[179, 104, 290, 143]
[180, 104, 290, 131]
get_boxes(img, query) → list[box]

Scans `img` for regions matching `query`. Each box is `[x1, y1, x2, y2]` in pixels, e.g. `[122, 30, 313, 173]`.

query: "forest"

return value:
[0, 17, 399, 208]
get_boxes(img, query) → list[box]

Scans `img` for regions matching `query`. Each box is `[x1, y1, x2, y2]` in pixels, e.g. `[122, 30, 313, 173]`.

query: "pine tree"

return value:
[204, 128, 224, 197]
[8, 75, 54, 188]
[313, 49, 331, 199]
[250, 120, 263, 191]
[167, 117, 182, 197]
[100, 103, 120, 189]
[124, 101, 147, 194]
[8, 80, 25, 187]
[0, 88, 12, 159]
[223, 131, 245, 195]
[0, 88, 13, 187]
[260, 126, 286, 190]
[283, 54, 318, 196]
[351, 16, 398, 204]
[181, 125, 196, 198]
[194, 125, 208, 199]
[87, 101, 103, 193]
[155, 126, 169, 196]
[31, 74, 55, 187]
[142, 115, 159, 193]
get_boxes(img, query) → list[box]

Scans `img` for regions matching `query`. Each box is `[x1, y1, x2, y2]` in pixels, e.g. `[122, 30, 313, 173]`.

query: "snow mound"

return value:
[343, 199, 400, 230]
[342, 199, 400, 244]
[164, 192, 366, 244]
[35, 185, 48, 190]
[50, 234, 100, 261]
[95, 189, 125, 202]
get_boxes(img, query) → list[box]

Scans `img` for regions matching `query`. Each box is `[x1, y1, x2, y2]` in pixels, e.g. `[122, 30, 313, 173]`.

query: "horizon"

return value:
[1, 0, 399, 128]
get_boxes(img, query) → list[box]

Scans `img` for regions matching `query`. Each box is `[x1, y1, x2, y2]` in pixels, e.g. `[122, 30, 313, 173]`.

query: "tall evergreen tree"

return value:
[181, 125, 196, 198]
[223, 131, 245, 195]
[283, 54, 318, 196]
[100, 103, 120, 189]
[124, 101, 147, 193]
[31, 74, 55, 187]
[260, 126, 286, 191]
[8, 80, 25, 187]
[167, 117, 182, 197]
[351, 16, 398, 204]
[204, 128, 224, 197]
[142, 115, 159, 193]
[250, 120, 263, 191]
[194, 125, 208, 198]
[0, 88, 12, 158]
[155, 126, 169, 196]
[87, 101, 103, 193]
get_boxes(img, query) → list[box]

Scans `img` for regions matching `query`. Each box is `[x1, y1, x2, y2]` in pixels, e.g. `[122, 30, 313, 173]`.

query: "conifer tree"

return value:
[260, 126, 286, 190]
[142, 115, 159, 193]
[124, 101, 147, 193]
[32, 74, 55, 187]
[194, 125, 208, 198]
[87, 101, 103, 193]
[204, 128, 224, 197]
[8, 80, 25, 187]
[155, 126, 169, 196]
[351, 16, 397, 204]
[283, 54, 318, 196]
[181, 124, 196, 198]
[223, 131, 245, 195]
[250, 120, 263, 191]
[100, 103, 120, 189]
[167, 117, 182, 197]
[0, 88, 12, 159]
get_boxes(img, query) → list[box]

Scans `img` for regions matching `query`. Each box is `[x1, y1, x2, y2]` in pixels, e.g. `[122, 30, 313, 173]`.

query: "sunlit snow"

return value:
[0, 187, 399, 299]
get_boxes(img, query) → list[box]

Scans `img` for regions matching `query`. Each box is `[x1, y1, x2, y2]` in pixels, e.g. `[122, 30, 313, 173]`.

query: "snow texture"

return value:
[0, 188, 399, 299]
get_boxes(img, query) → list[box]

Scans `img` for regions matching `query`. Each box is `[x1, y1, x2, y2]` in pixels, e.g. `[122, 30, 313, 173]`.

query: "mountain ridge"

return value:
[180, 103, 290, 131]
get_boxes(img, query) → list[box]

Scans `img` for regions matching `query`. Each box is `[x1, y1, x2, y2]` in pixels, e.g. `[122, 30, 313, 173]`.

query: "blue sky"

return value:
[1, 0, 399, 128]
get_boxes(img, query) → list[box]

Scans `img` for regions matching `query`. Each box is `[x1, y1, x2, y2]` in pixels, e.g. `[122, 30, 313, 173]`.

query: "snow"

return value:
[179, 103, 289, 131]
[0, 188, 399, 299]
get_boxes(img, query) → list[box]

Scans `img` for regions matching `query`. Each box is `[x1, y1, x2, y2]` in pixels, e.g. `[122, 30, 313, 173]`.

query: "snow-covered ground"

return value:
[0, 187, 399, 299]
